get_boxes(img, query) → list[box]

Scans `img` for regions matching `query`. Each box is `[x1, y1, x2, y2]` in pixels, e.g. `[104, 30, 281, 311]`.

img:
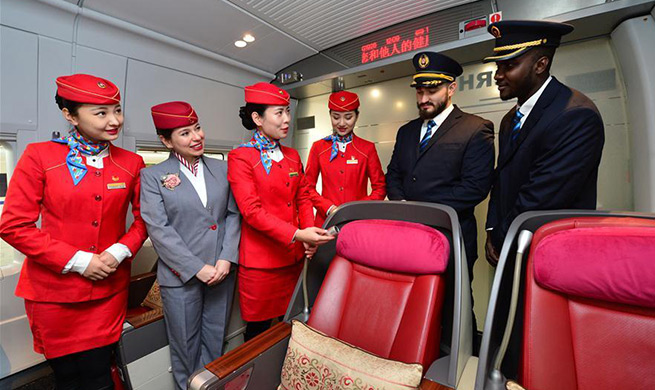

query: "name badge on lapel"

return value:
[107, 182, 126, 190]
[346, 156, 359, 165]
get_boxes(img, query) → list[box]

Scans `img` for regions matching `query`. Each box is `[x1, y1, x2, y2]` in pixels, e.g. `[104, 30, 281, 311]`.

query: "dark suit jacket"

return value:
[486, 77, 605, 249]
[386, 105, 495, 263]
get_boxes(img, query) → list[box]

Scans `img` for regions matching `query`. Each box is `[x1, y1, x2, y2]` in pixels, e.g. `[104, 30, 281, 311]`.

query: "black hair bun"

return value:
[239, 105, 257, 130]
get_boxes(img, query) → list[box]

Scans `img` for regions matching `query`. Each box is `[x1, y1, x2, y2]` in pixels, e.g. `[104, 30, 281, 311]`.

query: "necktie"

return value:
[510, 109, 524, 141]
[419, 120, 436, 152]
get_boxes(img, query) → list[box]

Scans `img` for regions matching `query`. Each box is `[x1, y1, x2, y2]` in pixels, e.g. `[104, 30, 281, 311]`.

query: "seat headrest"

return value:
[533, 226, 655, 308]
[336, 219, 449, 274]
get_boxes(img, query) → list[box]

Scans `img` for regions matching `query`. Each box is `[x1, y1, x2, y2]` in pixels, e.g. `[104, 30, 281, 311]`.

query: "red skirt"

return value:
[24, 289, 128, 359]
[238, 262, 303, 322]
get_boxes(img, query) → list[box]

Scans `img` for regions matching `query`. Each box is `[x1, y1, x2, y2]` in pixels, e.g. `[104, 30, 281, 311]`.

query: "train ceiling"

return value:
[63, 0, 477, 74]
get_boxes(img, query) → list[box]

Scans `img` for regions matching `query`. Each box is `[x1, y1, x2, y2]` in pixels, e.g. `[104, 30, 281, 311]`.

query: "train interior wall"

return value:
[1, 0, 654, 383]
[294, 36, 633, 328]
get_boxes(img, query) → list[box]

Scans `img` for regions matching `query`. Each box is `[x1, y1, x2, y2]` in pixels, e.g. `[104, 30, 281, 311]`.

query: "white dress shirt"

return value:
[337, 140, 351, 153]
[178, 157, 208, 207]
[419, 103, 456, 142]
[266, 145, 285, 162]
[62, 149, 132, 274]
[517, 76, 553, 127]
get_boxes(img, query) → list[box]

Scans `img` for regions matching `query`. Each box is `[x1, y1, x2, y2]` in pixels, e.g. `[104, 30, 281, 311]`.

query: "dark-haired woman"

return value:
[0, 74, 148, 390]
[305, 90, 386, 227]
[139, 101, 240, 390]
[228, 82, 334, 340]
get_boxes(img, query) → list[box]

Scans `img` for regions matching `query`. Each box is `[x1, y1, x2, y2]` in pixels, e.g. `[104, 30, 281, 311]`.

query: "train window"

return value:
[137, 149, 226, 167]
[0, 142, 22, 277]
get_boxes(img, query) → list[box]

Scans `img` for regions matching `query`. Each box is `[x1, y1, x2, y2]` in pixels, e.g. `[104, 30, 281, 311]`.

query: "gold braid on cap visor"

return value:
[494, 38, 547, 52]
[412, 73, 455, 82]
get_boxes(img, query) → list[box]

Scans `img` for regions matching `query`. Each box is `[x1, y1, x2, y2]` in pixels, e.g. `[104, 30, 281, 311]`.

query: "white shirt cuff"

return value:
[105, 243, 133, 264]
[292, 229, 299, 243]
[63, 251, 93, 275]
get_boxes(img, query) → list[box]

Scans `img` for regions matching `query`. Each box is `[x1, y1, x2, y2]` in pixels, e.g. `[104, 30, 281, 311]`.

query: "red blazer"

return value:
[227, 144, 314, 269]
[0, 142, 148, 303]
[305, 134, 386, 226]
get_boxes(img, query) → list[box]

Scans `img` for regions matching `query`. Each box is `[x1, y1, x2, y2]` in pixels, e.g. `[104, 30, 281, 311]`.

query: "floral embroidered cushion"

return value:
[279, 320, 423, 390]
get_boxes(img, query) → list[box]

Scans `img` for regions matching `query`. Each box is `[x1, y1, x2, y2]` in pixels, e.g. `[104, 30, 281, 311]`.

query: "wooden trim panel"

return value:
[125, 307, 164, 329]
[130, 271, 157, 283]
[420, 378, 454, 390]
[205, 321, 292, 379]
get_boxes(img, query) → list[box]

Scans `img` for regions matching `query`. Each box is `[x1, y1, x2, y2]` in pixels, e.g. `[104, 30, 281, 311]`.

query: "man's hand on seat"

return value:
[485, 233, 499, 266]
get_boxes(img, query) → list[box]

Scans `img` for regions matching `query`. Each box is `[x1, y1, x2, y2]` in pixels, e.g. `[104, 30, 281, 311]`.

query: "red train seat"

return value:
[521, 217, 655, 390]
[307, 219, 450, 369]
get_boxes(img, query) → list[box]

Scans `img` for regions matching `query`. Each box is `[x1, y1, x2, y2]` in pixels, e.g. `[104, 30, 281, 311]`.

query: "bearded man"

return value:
[386, 51, 495, 273]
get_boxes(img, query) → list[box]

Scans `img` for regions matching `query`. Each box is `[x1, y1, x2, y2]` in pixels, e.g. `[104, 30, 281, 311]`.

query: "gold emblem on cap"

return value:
[279, 90, 283, 94]
[340, 96, 346, 101]
[97, 81, 107, 89]
[491, 26, 501, 39]
[418, 54, 429, 69]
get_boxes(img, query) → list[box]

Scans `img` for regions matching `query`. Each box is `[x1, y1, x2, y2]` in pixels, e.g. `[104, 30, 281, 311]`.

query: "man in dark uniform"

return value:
[387, 51, 495, 275]
[484, 21, 605, 265]
[386, 52, 495, 349]
[483, 20, 605, 378]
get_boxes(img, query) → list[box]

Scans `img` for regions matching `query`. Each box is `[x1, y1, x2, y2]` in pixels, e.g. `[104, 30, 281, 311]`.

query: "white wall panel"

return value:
[0, 0, 75, 42]
[612, 15, 655, 212]
[74, 46, 129, 147]
[1, 27, 38, 133]
[124, 59, 249, 148]
[37, 36, 72, 142]
[74, 46, 128, 93]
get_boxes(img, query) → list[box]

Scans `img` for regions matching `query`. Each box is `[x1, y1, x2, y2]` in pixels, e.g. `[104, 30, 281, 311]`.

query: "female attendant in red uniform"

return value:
[305, 90, 386, 227]
[0, 74, 148, 390]
[227, 82, 334, 340]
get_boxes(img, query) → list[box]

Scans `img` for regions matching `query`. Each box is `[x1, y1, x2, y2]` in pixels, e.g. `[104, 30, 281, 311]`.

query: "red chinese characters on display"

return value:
[361, 27, 430, 64]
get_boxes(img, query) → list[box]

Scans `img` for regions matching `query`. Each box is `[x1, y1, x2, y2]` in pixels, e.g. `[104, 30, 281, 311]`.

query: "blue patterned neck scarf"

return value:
[323, 133, 353, 161]
[52, 129, 108, 185]
[239, 130, 280, 174]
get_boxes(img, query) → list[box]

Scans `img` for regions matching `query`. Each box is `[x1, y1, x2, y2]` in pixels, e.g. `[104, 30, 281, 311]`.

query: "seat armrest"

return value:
[205, 322, 292, 379]
[130, 271, 157, 283]
[420, 378, 454, 390]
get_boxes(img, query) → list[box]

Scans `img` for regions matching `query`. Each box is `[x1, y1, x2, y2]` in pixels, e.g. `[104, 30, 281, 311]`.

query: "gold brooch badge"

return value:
[112, 175, 120, 181]
[418, 54, 430, 69]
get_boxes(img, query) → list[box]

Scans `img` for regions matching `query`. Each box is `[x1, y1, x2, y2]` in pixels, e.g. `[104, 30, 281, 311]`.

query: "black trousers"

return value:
[48, 344, 115, 390]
